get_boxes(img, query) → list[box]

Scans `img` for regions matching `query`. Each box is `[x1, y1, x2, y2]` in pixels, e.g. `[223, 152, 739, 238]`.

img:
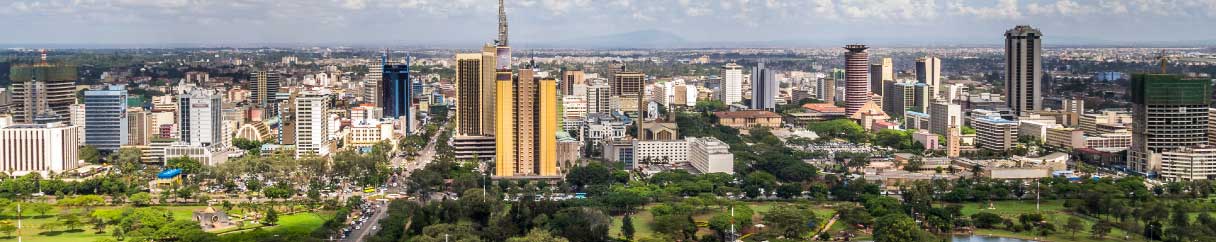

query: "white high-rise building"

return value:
[587, 83, 611, 115]
[929, 102, 963, 136]
[722, 63, 743, 105]
[295, 92, 331, 158]
[178, 88, 224, 147]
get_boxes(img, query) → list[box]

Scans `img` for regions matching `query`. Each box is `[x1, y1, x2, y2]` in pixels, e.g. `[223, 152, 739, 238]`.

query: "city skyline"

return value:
[4, 0, 1216, 47]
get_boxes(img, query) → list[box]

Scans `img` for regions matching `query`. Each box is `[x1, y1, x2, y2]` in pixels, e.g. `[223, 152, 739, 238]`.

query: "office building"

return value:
[751, 63, 777, 110]
[456, 53, 486, 136]
[587, 83, 611, 115]
[1160, 146, 1216, 181]
[83, 85, 129, 152]
[722, 63, 743, 104]
[634, 139, 688, 165]
[0, 122, 80, 175]
[295, 91, 331, 158]
[689, 137, 734, 174]
[915, 56, 941, 97]
[563, 70, 585, 96]
[974, 116, 1019, 151]
[179, 88, 224, 147]
[494, 69, 560, 178]
[249, 71, 280, 108]
[10, 58, 76, 124]
[929, 102, 963, 136]
[1129, 74, 1211, 175]
[870, 57, 892, 96]
[884, 82, 931, 115]
[612, 72, 645, 115]
[1004, 25, 1043, 116]
[844, 45, 870, 115]
[381, 54, 412, 126]
[818, 78, 836, 103]
[127, 107, 152, 146]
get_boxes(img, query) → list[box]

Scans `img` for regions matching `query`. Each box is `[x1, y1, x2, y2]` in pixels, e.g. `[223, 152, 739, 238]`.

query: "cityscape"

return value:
[2, 1, 1216, 242]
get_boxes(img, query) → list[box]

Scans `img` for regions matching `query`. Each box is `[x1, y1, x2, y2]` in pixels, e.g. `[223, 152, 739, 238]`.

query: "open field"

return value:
[0, 205, 330, 242]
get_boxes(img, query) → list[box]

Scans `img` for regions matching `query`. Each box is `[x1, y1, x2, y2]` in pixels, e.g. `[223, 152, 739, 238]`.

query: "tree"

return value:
[167, 157, 203, 181]
[81, 145, 101, 164]
[1065, 217, 1084, 239]
[971, 212, 1003, 229]
[1090, 220, 1112, 239]
[263, 209, 279, 225]
[763, 204, 817, 239]
[29, 202, 52, 217]
[621, 214, 636, 240]
[565, 163, 614, 192]
[506, 229, 569, 242]
[129, 192, 152, 206]
[874, 214, 930, 242]
[549, 207, 610, 242]
[776, 183, 803, 199]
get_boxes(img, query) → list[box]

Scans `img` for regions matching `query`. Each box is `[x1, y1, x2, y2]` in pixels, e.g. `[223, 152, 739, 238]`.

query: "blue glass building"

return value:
[381, 53, 412, 134]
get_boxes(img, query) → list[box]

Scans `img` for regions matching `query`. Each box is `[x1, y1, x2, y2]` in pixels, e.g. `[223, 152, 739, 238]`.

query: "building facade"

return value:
[1129, 74, 1211, 175]
[844, 45, 870, 115]
[722, 63, 743, 104]
[178, 88, 224, 147]
[83, 85, 129, 152]
[0, 122, 80, 175]
[689, 137, 734, 174]
[751, 63, 777, 110]
[1004, 25, 1043, 116]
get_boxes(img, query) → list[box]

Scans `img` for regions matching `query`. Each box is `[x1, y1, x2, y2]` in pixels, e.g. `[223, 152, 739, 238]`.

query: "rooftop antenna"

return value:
[497, 0, 509, 47]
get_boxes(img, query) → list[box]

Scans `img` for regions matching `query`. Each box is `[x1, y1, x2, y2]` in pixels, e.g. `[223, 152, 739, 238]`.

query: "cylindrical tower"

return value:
[844, 45, 870, 114]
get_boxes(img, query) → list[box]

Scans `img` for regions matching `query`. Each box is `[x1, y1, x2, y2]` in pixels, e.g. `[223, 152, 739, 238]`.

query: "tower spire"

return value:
[497, 0, 508, 47]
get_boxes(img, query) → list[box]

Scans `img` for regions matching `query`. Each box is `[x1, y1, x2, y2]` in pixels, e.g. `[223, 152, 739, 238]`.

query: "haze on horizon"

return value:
[4, 0, 1216, 47]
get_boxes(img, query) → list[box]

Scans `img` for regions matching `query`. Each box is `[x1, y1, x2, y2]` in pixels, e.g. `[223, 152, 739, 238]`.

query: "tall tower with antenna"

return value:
[497, 0, 509, 47]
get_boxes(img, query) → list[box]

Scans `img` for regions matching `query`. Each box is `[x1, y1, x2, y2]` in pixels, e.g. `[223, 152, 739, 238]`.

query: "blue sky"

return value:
[3, 0, 1215, 46]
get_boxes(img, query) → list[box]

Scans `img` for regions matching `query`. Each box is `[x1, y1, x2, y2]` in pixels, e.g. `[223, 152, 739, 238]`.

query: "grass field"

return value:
[609, 202, 841, 241]
[957, 200, 1148, 242]
[0, 206, 330, 242]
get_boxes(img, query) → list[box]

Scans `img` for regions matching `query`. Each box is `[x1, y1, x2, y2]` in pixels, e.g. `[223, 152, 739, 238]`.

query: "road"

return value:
[345, 120, 447, 242]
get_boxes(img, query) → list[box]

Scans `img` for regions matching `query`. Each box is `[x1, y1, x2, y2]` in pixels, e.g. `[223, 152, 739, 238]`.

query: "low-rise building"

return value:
[634, 139, 689, 165]
[714, 110, 782, 129]
[1160, 146, 1216, 181]
[973, 117, 1019, 151]
[905, 111, 930, 130]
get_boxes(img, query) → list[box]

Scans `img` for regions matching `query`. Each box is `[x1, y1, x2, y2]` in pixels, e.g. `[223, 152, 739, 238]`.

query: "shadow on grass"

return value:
[38, 229, 86, 236]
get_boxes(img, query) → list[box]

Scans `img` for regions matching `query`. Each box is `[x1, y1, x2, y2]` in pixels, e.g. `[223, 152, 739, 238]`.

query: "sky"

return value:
[3, 0, 1216, 47]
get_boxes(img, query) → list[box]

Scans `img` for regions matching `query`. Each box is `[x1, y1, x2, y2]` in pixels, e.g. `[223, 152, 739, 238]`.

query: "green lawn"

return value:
[609, 202, 841, 241]
[957, 200, 1147, 242]
[0, 206, 330, 242]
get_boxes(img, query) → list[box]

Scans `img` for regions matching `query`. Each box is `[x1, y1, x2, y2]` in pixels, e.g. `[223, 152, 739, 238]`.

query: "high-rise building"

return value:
[587, 83, 611, 115]
[916, 56, 942, 98]
[562, 70, 585, 96]
[929, 102, 963, 136]
[295, 91, 331, 158]
[870, 57, 892, 96]
[494, 68, 560, 178]
[481, 45, 499, 136]
[178, 88, 224, 147]
[1129, 74, 1211, 176]
[818, 78, 836, 103]
[83, 85, 129, 152]
[844, 45, 870, 115]
[381, 54, 412, 122]
[974, 116, 1019, 151]
[456, 53, 486, 136]
[249, 71, 280, 108]
[883, 82, 931, 115]
[1004, 25, 1043, 116]
[613, 72, 645, 115]
[10, 57, 76, 124]
[127, 107, 152, 146]
[722, 63, 743, 104]
[751, 63, 776, 110]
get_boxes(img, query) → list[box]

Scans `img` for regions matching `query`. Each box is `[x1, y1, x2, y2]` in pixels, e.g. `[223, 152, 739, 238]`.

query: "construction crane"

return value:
[1157, 50, 1176, 74]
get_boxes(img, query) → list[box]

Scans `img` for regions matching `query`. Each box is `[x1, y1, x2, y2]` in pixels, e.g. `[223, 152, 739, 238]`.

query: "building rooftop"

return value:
[802, 103, 846, 113]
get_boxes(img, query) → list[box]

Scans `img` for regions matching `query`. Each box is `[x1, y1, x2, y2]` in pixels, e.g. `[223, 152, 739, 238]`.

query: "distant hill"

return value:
[545, 29, 688, 48]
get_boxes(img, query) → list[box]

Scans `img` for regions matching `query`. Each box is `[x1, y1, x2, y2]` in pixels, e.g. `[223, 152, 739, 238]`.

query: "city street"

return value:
[345, 120, 447, 242]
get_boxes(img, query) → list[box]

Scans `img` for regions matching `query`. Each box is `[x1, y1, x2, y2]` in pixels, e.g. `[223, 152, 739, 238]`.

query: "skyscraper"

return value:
[83, 85, 129, 152]
[178, 88, 224, 147]
[494, 68, 560, 178]
[250, 70, 280, 108]
[844, 45, 870, 115]
[481, 45, 499, 136]
[1004, 25, 1043, 116]
[587, 83, 612, 115]
[10, 54, 76, 124]
[751, 63, 776, 110]
[1128, 74, 1211, 176]
[456, 53, 485, 136]
[127, 107, 152, 146]
[916, 56, 942, 97]
[721, 63, 743, 104]
[382, 53, 412, 134]
[869, 57, 892, 96]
